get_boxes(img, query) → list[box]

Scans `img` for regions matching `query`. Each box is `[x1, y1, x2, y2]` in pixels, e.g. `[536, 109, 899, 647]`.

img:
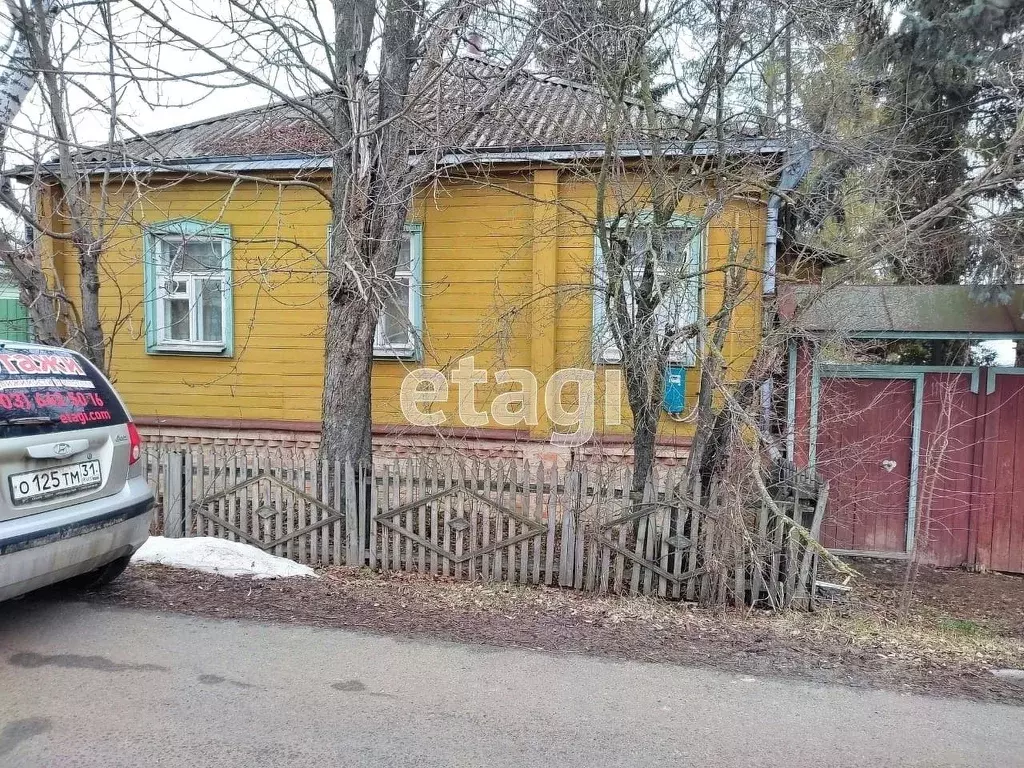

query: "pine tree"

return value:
[873, 0, 1024, 285]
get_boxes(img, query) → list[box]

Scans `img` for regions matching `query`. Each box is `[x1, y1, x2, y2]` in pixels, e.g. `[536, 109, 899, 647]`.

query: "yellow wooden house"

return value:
[31, 60, 795, 461]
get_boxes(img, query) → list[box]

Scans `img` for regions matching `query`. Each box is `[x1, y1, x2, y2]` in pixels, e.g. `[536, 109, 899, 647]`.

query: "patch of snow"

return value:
[132, 536, 317, 579]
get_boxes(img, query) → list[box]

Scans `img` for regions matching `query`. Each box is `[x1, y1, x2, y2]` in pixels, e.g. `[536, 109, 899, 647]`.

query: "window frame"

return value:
[591, 215, 704, 366]
[143, 218, 234, 357]
[373, 223, 424, 360]
[327, 223, 424, 361]
[0, 266, 30, 343]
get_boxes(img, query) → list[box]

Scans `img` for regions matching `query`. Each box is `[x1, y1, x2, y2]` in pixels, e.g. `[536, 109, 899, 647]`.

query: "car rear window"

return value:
[0, 347, 128, 437]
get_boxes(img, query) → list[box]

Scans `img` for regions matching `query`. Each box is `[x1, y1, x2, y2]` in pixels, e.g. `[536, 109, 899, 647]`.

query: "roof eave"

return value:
[785, 284, 1024, 337]
[11, 138, 791, 180]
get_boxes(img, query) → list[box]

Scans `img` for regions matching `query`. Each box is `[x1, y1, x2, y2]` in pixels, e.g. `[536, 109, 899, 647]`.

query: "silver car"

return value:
[0, 342, 153, 601]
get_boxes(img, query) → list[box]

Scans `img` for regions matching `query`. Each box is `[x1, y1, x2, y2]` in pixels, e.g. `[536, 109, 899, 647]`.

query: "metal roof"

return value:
[39, 56, 785, 174]
[787, 284, 1024, 336]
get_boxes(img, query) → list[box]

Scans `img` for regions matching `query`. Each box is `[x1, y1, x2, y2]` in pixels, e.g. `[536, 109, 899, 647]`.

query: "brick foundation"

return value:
[135, 421, 691, 466]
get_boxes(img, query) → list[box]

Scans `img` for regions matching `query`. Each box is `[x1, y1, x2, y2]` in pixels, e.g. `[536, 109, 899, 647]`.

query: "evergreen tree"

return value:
[873, 0, 1024, 285]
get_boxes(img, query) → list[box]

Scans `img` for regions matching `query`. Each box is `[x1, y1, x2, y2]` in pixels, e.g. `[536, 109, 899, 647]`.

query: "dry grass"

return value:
[328, 565, 1024, 668]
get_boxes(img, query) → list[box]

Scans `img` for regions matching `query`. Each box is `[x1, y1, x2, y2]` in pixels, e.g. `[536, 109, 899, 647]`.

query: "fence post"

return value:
[559, 467, 581, 587]
[164, 451, 185, 538]
[794, 480, 830, 608]
[345, 458, 358, 566]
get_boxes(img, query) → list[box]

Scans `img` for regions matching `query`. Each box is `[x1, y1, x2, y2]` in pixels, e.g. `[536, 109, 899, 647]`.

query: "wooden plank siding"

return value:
[48, 169, 768, 441]
[554, 180, 767, 433]
[984, 374, 1024, 574]
[816, 377, 915, 554]
[916, 373, 978, 568]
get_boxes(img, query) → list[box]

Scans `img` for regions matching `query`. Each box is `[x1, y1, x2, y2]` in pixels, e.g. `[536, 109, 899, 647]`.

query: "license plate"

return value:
[9, 460, 102, 505]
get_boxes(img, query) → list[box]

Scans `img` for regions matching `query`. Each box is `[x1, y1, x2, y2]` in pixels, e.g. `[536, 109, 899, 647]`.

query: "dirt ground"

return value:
[75, 558, 1024, 704]
[851, 559, 1024, 637]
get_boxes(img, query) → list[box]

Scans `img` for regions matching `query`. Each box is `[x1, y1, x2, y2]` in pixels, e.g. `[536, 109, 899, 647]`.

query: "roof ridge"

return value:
[527, 71, 647, 108]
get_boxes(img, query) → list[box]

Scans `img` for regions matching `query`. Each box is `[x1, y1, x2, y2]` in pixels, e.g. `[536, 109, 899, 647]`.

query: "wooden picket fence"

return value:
[143, 447, 828, 607]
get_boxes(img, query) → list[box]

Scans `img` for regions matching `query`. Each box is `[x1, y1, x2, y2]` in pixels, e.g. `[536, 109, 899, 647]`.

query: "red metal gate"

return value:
[800, 365, 1024, 573]
[815, 377, 915, 554]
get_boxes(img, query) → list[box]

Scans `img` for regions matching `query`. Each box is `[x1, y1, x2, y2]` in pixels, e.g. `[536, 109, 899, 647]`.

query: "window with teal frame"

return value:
[374, 223, 423, 360]
[143, 219, 233, 356]
[592, 216, 703, 366]
[327, 223, 424, 360]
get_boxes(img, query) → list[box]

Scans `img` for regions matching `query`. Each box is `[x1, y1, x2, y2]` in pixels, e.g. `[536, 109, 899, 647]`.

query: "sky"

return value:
[983, 341, 1016, 365]
[1, 0, 1018, 368]
[2, 0, 325, 166]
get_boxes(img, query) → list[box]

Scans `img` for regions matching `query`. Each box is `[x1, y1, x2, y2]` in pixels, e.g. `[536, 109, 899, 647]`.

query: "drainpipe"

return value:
[763, 140, 812, 296]
[761, 141, 811, 439]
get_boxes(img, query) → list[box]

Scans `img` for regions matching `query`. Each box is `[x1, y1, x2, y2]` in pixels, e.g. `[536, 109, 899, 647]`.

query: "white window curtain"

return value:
[592, 221, 702, 366]
[144, 220, 233, 357]
[153, 235, 229, 350]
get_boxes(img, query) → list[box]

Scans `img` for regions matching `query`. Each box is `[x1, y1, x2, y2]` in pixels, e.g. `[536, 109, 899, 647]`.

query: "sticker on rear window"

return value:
[0, 347, 127, 434]
[0, 352, 88, 377]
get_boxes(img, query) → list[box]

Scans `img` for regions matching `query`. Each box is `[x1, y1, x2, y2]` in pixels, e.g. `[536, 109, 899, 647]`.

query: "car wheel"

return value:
[65, 555, 132, 591]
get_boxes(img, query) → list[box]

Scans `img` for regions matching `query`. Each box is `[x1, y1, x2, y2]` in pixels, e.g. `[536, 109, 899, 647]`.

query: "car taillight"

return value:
[127, 422, 142, 465]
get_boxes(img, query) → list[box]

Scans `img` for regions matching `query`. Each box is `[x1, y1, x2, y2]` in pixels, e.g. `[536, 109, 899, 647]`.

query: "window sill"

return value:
[373, 348, 420, 362]
[147, 343, 230, 358]
[593, 359, 695, 367]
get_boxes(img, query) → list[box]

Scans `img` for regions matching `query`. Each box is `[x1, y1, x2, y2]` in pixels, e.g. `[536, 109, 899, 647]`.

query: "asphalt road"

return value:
[1, 598, 1022, 768]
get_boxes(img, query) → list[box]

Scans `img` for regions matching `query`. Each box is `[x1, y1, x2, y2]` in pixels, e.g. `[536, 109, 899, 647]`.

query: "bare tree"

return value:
[519, 0, 875, 605]
[110, 0, 535, 464]
[551, 0, 803, 497]
[0, 0, 125, 368]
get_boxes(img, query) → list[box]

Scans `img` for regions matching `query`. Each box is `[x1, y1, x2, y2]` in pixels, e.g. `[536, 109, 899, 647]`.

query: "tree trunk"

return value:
[625, 362, 662, 498]
[630, 416, 658, 498]
[0, 0, 57, 126]
[0, 237, 62, 346]
[320, 280, 377, 464]
[75, 239, 105, 370]
[0, 0, 67, 348]
[693, 343, 786, 501]
[927, 338, 968, 366]
[1, 0, 109, 362]
[21, 286, 62, 346]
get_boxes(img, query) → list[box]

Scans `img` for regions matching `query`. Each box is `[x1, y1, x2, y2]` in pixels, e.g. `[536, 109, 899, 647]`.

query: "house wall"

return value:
[49, 166, 768, 450]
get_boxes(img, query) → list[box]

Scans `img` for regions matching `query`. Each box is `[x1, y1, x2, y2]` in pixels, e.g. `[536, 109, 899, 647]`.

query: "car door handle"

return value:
[26, 439, 91, 460]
